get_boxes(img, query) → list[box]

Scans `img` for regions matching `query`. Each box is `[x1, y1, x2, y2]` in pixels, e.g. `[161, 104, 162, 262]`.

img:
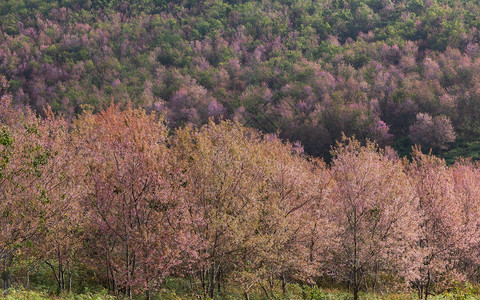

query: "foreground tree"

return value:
[173, 121, 272, 298]
[0, 85, 73, 291]
[450, 160, 480, 283]
[326, 137, 420, 300]
[228, 135, 330, 299]
[74, 105, 198, 299]
[407, 149, 480, 300]
[173, 121, 330, 299]
[33, 107, 84, 294]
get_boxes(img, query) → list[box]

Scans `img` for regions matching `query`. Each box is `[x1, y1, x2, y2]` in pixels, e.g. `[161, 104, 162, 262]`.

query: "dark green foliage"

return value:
[443, 139, 480, 165]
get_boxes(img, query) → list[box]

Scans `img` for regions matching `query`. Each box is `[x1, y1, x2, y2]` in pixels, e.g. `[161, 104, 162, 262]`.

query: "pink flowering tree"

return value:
[74, 105, 199, 299]
[408, 113, 456, 152]
[406, 149, 479, 299]
[326, 137, 420, 300]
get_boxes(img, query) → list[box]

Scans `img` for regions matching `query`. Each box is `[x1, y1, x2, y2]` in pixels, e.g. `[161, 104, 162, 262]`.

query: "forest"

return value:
[3, 0, 480, 161]
[2, 76, 480, 299]
[2, 0, 480, 299]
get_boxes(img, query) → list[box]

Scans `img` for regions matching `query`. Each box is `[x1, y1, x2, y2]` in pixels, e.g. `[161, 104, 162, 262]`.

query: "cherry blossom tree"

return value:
[173, 121, 330, 299]
[326, 137, 420, 300]
[406, 148, 476, 299]
[74, 105, 198, 299]
[0, 91, 74, 291]
[408, 113, 456, 152]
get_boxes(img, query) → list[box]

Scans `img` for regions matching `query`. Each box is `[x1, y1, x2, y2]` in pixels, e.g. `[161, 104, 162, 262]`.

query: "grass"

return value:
[1, 289, 115, 300]
[2, 281, 480, 299]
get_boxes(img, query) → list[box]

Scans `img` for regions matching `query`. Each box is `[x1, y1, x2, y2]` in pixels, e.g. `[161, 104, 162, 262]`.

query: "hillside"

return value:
[2, 0, 480, 160]
[4, 2, 480, 298]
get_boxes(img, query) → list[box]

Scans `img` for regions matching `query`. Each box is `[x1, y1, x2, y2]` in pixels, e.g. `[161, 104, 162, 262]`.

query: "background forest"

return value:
[3, 0, 480, 299]
[3, 0, 480, 161]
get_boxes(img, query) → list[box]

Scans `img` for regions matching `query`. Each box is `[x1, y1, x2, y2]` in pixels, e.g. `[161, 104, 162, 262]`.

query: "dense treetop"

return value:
[1, 0, 480, 159]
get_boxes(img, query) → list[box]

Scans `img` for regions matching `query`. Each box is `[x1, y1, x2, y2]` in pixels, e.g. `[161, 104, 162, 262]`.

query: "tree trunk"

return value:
[26, 270, 30, 289]
[309, 223, 317, 262]
[59, 262, 64, 292]
[261, 284, 271, 299]
[125, 244, 130, 300]
[424, 270, 431, 300]
[56, 246, 66, 292]
[373, 261, 378, 294]
[217, 268, 221, 293]
[146, 289, 151, 300]
[208, 264, 215, 299]
[2, 269, 11, 292]
[110, 267, 116, 292]
[353, 284, 359, 300]
[415, 281, 423, 299]
[67, 262, 72, 293]
[130, 253, 136, 300]
[209, 232, 219, 299]
[2, 252, 12, 293]
[353, 208, 359, 300]
[45, 260, 62, 293]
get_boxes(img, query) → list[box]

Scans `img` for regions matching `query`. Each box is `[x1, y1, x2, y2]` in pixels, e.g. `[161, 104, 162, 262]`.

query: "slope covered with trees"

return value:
[2, 0, 480, 159]
[3, 0, 480, 298]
